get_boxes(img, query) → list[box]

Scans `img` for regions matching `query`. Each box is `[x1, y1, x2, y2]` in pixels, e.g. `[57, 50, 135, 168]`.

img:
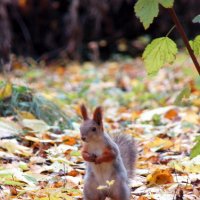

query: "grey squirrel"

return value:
[80, 105, 137, 200]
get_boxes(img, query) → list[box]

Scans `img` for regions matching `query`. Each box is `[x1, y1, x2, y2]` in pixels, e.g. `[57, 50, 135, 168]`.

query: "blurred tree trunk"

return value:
[0, 0, 11, 71]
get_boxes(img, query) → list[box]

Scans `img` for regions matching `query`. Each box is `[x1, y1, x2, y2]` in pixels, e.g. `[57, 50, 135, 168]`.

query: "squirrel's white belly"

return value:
[92, 162, 113, 185]
[88, 143, 114, 185]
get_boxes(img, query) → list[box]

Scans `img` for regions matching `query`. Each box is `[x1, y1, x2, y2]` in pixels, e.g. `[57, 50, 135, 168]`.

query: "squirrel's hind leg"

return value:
[110, 179, 130, 200]
[83, 176, 106, 200]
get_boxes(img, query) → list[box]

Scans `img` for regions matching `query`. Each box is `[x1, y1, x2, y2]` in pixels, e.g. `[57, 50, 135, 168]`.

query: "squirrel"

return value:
[80, 104, 137, 200]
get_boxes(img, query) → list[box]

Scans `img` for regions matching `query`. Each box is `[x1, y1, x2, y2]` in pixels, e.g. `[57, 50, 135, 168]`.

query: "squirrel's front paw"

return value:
[95, 157, 103, 164]
[89, 154, 97, 162]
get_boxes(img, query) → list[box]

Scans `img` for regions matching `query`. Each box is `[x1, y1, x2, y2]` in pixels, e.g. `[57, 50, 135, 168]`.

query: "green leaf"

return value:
[192, 15, 200, 23]
[134, 0, 174, 29]
[192, 35, 200, 56]
[174, 85, 191, 105]
[70, 150, 81, 157]
[134, 0, 159, 29]
[159, 0, 174, 8]
[3, 180, 25, 186]
[142, 37, 178, 75]
[191, 140, 200, 158]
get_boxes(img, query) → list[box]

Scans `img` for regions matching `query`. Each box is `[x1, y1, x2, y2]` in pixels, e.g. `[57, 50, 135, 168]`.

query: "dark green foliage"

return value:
[0, 83, 72, 129]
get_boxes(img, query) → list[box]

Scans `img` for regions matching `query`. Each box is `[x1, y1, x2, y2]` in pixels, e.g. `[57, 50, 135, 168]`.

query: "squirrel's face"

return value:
[80, 105, 104, 143]
[80, 120, 103, 142]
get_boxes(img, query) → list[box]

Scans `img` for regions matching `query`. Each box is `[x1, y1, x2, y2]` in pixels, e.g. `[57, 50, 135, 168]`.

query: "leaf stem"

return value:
[168, 8, 200, 75]
[166, 25, 175, 37]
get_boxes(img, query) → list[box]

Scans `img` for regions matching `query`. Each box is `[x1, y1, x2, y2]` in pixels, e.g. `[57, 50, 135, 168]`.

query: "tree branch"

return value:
[168, 8, 200, 75]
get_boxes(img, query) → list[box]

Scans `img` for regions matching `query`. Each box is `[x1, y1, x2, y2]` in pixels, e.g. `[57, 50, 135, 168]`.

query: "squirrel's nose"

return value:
[81, 136, 86, 141]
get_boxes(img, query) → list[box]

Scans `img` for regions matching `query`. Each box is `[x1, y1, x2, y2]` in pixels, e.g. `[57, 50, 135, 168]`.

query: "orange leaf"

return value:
[62, 135, 77, 146]
[164, 109, 178, 120]
[147, 169, 174, 186]
[68, 169, 79, 177]
[138, 196, 149, 200]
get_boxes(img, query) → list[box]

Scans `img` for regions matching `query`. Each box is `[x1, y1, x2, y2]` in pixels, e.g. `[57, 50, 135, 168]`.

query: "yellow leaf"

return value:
[146, 137, 173, 151]
[0, 83, 12, 100]
[106, 180, 115, 186]
[97, 185, 108, 190]
[62, 135, 77, 146]
[147, 169, 174, 186]
[193, 98, 200, 107]
[182, 110, 199, 124]
[18, 111, 36, 119]
[0, 140, 32, 157]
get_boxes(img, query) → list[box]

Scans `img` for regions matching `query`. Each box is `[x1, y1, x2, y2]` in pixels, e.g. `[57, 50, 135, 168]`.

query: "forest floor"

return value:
[0, 53, 200, 200]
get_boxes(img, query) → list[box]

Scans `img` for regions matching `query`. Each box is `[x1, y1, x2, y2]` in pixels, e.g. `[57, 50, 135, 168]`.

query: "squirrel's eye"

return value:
[92, 127, 96, 131]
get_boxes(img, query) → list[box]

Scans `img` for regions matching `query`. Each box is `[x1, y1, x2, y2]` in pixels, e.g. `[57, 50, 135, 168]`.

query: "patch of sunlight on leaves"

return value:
[174, 85, 191, 105]
[134, 0, 174, 29]
[142, 37, 178, 76]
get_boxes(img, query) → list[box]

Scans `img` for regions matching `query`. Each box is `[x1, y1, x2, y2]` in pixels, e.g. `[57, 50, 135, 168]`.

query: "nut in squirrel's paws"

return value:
[90, 153, 97, 162]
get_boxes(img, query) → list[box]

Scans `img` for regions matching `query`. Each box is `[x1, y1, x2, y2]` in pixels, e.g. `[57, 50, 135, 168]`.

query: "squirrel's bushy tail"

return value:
[113, 134, 136, 178]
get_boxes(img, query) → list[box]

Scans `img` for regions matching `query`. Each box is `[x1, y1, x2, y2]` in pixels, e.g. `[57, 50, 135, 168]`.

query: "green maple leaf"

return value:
[142, 37, 177, 76]
[134, 0, 174, 29]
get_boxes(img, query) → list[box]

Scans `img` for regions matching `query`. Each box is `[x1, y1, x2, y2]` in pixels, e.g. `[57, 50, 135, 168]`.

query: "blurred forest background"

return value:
[0, 0, 200, 67]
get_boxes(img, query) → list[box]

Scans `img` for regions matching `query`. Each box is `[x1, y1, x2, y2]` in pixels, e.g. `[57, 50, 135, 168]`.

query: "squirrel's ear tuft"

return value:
[80, 104, 89, 120]
[93, 106, 103, 125]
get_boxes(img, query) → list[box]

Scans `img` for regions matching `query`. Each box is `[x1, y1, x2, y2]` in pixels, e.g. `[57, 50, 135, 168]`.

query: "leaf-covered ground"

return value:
[0, 54, 200, 199]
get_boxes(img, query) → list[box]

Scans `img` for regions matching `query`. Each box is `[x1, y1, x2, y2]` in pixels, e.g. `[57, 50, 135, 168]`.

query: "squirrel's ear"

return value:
[80, 104, 89, 120]
[93, 106, 103, 125]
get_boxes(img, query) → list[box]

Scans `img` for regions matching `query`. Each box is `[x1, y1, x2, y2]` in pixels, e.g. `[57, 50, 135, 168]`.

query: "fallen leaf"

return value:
[164, 109, 178, 120]
[146, 137, 173, 151]
[147, 169, 174, 186]
[0, 82, 12, 100]
[22, 119, 50, 133]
